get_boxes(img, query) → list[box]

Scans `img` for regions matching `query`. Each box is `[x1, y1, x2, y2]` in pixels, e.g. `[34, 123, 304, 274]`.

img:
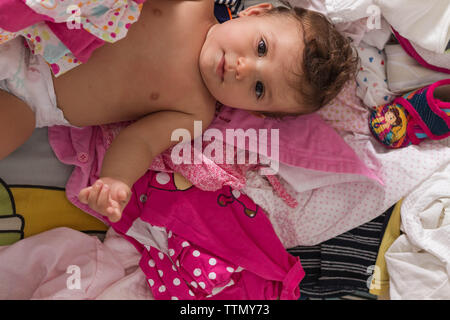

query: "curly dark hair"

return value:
[258, 1, 359, 118]
[386, 106, 402, 126]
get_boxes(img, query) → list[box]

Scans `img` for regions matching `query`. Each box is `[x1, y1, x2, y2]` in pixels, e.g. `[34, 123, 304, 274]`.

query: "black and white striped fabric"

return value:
[287, 205, 395, 299]
[214, 0, 244, 17]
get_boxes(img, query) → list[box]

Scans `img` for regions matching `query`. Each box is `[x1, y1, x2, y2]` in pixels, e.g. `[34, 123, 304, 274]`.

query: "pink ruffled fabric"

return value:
[99, 120, 252, 192]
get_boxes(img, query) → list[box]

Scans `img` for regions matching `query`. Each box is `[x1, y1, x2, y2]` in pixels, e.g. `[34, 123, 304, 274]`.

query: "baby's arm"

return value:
[79, 108, 214, 222]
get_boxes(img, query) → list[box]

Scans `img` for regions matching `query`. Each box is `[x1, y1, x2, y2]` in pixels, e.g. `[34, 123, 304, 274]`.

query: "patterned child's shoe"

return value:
[369, 79, 450, 148]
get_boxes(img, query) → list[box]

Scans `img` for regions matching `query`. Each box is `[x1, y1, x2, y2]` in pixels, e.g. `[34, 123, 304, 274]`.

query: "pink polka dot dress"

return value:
[110, 170, 305, 300]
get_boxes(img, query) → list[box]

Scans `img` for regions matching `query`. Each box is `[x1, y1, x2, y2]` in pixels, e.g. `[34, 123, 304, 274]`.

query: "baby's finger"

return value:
[106, 206, 115, 216]
[87, 181, 103, 207]
[118, 189, 128, 202]
[108, 197, 119, 209]
[78, 187, 92, 204]
[107, 199, 121, 222]
[109, 209, 121, 223]
[111, 187, 128, 204]
[97, 184, 109, 208]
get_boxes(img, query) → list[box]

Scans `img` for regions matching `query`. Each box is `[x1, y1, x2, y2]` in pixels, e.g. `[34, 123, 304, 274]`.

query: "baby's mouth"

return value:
[216, 54, 225, 81]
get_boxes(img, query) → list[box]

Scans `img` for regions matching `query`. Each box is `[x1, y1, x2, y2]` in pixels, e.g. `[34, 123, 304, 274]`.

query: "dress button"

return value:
[77, 152, 89, 163]
[139, 194, 148, 203]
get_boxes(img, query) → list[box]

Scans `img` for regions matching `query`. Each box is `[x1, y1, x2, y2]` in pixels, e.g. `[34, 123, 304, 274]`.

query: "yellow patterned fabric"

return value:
[369, 200, 402, 296]
[0, 180, 107, 246]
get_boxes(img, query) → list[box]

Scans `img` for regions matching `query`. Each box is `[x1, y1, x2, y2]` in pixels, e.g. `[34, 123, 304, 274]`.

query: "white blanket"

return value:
[385, 162, 450, 300]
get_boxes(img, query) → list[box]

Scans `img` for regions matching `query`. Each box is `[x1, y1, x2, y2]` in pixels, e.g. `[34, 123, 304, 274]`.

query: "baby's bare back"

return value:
[52, 0, 216, 127]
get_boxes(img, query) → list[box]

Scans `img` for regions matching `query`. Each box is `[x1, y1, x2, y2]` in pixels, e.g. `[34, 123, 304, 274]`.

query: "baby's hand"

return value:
[78, 178, 131, 223]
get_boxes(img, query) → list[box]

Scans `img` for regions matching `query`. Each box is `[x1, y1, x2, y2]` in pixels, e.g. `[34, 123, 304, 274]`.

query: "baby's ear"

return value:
[237, 3, 273, 17]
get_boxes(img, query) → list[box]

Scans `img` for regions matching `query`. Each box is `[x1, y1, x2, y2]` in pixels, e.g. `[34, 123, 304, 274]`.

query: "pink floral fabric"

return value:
[0, 0, 144, 76]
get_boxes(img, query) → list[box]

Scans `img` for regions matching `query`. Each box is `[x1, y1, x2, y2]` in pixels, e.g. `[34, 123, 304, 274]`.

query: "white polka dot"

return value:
[198, 282, 206, 289]
[156, 172, 170, 185]
[172, 264, 177, 272]
[190, 281, 198, 288]
[159, 285, 166, 293]
[193, 268, 202, 277]
[181, 241, 190, 247]
[169, 249, 175, 256]
[148, 279, 154, 287]
[158, 270, 163, 277]
[226, 267, 234, 272]
[235, 266, 244, 272]
[148, 259, 155, 267]
[189, 290, 195, 296]
[209, 258, 217, 266]
[192, 250, 200, 257]
[168, 230, 172, 238]
[173, 278, 181, 286]
[158, 252, 164, 260]
[176, 260, 180, 267]
[208, 272, 216, 280]
[232, 189, 241, 198]
[171, 296, 178, 300]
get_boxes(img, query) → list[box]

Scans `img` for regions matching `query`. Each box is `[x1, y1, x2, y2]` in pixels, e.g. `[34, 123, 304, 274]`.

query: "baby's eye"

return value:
[257, 39, 266, 57]
[255, 81, 265, 99]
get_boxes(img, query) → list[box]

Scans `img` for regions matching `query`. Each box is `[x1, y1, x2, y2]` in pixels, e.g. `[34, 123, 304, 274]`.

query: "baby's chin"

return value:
[205, 23, 218, 39]
[197, 65, 215, 96]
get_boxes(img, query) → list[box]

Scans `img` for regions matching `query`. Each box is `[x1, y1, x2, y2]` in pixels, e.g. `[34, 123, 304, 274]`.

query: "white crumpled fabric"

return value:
[385, 162, 450, 300]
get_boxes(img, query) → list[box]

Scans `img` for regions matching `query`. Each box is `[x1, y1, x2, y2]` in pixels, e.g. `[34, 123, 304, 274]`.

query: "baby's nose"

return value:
[236, 57, 252, 80]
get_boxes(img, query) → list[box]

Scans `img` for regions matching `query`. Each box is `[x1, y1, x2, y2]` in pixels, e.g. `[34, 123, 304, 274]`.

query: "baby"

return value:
[0, 0, 357, 222]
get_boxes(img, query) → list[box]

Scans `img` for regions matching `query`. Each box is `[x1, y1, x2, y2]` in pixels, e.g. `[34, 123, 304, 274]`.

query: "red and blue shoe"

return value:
[369, 79, 450, 148]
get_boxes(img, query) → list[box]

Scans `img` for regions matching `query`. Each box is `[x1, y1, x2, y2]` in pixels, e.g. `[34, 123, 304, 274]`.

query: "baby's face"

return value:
[199, 11, 304, 114]
[385, 111, 396, 124]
